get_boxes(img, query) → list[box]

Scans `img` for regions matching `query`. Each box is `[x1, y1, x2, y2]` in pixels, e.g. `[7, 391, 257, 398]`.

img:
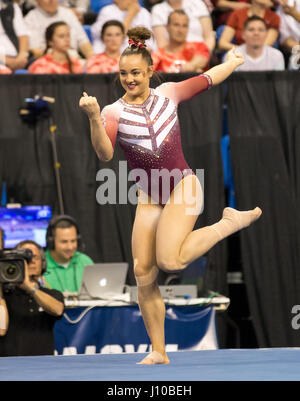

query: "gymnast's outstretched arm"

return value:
[157, 47, 244, 105]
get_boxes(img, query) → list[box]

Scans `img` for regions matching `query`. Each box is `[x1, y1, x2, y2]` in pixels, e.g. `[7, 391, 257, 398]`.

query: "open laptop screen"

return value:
[79, 263, 129, 300]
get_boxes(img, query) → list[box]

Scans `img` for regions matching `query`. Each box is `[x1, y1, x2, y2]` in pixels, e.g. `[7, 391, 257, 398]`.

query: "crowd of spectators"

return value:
[0, 0, 299, 73]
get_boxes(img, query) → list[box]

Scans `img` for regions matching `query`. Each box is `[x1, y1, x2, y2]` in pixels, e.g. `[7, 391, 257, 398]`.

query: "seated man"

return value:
[151, 0, 215, 53]
[152, 10, 210, 73]
[45, 215, 93, 294]
[24, 0, 94, 59]
[218, 0, 280, 51]
[225, 16, 285, 70]
[0, 237, 64, 357]
[0, 0, 30, 71]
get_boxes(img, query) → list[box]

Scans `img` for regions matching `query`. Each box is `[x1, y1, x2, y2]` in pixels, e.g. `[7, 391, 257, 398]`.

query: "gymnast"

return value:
[79, 26, 262, 365]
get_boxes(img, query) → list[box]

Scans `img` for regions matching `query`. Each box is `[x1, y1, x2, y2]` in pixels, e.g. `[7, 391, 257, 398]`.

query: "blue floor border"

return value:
[0, 348, 300, 381]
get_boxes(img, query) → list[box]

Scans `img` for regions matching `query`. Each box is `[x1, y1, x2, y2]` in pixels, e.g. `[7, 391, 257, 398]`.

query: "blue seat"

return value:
[83, 25, 93, 43]
[221, 134, 236, 209]
[14, 69, 28, 74]
[90, 0, 145, 14]
[216, 25, 226, 43]
[90, 0, 112, 14]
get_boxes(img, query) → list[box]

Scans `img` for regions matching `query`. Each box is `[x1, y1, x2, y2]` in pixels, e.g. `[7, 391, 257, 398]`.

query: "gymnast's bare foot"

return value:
[223, 206, 262, 229]
[212, 206, 262, 240]
[137, 351, 170, 365]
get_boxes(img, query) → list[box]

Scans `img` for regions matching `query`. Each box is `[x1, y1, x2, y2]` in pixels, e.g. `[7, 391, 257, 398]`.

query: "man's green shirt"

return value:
[45, 250, 93, 292]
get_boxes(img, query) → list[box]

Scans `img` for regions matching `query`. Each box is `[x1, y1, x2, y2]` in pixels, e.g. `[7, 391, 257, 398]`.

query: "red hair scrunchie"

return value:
[128, 38, 146, 49]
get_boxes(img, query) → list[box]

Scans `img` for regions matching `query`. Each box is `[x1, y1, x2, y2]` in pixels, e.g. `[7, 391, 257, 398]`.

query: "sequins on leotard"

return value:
[101, 74, 212, 205]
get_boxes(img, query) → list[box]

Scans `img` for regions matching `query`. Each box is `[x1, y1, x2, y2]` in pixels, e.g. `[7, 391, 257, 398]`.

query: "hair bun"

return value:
[127, 26, 152, 48]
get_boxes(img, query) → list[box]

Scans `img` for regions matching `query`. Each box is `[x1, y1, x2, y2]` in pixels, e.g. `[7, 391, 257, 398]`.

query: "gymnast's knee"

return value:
[157, 257, 186, 273]
[134, 260, 159, 287]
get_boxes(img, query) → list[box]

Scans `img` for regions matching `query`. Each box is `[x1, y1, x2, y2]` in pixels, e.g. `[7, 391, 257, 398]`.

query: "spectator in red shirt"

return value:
[28, 21, 84, 74]
[86, 20, 125, 73]
[211, 0, 250, 28]
[152, 10, 210, 73]
[0, 66, 12, 74]
[218, 0, 280, 50]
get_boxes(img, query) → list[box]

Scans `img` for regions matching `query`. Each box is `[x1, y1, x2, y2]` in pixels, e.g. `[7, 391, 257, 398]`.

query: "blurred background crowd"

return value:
[0, 0, 299, 75]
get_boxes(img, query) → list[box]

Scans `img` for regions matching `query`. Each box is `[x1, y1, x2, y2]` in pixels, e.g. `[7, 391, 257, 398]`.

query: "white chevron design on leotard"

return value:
[118, 90, 178, 152]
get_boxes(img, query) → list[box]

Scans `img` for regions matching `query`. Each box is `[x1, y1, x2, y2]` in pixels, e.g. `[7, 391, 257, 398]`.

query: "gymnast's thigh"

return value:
[155, 174, 203, 267]
[132, 190, 163, 274]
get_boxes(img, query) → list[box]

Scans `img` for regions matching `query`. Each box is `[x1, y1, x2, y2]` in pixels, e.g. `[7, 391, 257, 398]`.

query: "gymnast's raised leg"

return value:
[136, 175, 261, 364]
[155, 174, 261, 273]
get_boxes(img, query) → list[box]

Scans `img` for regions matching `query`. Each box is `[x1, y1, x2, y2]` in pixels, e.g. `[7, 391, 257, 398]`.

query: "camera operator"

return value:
[0, 237, 64, 357]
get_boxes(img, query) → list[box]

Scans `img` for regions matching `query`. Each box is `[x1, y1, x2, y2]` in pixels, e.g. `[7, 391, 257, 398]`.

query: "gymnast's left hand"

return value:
[79, 92, 101, 119]
[226, 47, 245, 68]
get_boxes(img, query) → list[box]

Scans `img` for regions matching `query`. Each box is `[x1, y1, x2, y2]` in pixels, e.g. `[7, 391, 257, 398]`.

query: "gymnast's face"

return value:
[119, 54, 153, 99]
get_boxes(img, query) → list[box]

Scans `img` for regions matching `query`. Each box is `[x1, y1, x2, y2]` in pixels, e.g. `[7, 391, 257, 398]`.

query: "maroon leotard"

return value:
[101, 74, 212, 205]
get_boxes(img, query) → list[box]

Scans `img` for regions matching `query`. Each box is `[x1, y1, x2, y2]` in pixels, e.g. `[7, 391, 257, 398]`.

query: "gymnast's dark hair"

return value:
[45, 21, 74, 73]
[121, 26, 153, 67]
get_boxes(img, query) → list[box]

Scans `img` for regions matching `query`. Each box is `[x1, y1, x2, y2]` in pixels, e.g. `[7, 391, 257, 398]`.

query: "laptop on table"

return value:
[78, 263, 129, 300]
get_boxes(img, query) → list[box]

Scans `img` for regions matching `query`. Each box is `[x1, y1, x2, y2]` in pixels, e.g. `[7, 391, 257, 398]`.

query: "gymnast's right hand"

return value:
[79, 92, 101, 119]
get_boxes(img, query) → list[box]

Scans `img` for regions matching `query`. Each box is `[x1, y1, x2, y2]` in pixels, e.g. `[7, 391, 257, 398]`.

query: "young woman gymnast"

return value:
[79, 26, 262, 365]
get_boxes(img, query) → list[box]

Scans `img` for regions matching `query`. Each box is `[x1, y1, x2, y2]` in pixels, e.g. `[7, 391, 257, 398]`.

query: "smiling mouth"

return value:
[127, 83, 137, 90]
[64, 251, 74, 256]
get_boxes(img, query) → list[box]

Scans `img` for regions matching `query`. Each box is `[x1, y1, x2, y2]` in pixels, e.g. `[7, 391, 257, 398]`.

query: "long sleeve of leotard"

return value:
[100, 103, 121, 149]
[156, 73, 213, 106]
